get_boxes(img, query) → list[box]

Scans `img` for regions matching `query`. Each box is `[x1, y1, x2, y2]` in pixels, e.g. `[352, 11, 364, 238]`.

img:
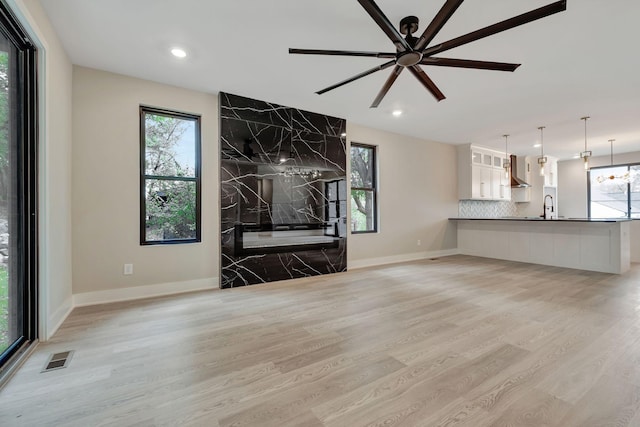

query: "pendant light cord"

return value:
[609, 139, 615, 165]
[503, 134, 509, 158]
[581, 116, 590, 152]
[584, 117, 588, 151]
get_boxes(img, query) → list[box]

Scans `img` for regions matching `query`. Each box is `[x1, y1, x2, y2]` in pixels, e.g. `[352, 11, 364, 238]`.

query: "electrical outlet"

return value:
[123, 263, 133, 275]
[417, 240, 421, 246]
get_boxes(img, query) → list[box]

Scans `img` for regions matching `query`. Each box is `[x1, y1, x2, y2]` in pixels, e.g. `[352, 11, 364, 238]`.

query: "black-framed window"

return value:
[140, 106, 201, 244]
[0, 0, 38, 377]
[588, 163, 640, 218]
[350, 143, 377, 233]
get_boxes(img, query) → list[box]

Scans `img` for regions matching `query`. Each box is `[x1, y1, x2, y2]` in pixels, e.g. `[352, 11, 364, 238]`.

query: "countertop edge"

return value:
[448, 217, 632, 223]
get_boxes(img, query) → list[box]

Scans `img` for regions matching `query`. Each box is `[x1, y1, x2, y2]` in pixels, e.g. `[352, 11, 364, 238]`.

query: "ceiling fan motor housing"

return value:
[400, 15, 419, 35]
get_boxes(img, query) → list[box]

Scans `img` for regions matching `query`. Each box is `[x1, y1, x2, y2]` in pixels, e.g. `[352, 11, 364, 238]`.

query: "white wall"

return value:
[559, 151, 640, 263]
[12, 0, 74, 339]
[347, 123, 459, 268]
[72, 75, 460, 295]
[72, 67, 219, 303]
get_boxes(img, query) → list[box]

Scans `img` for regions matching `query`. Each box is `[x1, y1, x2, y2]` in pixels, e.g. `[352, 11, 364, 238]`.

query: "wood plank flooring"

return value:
[2, 255, 640, 426]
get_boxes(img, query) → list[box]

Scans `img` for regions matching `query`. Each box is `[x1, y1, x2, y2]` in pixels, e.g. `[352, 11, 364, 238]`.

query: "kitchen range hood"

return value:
[510, 154, 531, 188]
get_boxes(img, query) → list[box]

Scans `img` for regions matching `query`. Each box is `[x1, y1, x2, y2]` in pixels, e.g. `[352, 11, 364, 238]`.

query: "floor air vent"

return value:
[42, 350, 74, 372]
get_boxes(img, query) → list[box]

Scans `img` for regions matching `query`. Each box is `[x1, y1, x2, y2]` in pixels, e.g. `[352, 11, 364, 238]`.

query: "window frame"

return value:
[139, 105, 202, 245]
[350, 142, 378, 234]
[587, 162, 639, 219]
[0, 1, 39, 378]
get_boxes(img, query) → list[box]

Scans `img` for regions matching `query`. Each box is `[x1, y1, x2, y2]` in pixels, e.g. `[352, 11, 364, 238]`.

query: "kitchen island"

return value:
[449, 217, 631, 274]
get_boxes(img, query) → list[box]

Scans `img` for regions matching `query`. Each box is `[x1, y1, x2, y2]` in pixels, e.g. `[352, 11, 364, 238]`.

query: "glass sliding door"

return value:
[0, 2, 38, 376]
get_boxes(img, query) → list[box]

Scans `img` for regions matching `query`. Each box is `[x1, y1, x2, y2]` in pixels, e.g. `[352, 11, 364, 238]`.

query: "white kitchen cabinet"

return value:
[471, 164, 492, 199]
[472, 151, 483, 165]
[493, 154, 507, 169]
[458, 144, 511, 201]
[493, 168, 511, 200]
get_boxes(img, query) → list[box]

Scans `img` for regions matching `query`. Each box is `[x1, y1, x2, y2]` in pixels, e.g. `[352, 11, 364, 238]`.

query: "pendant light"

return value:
[595, 138, 630, 184]
[537, 126, 547, 176]
[580, 116, 592, 171]
[503, 134, 511, 178]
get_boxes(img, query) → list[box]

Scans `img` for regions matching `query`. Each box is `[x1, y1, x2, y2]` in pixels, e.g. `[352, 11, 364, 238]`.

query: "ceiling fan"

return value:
[289, 0, 567, 107]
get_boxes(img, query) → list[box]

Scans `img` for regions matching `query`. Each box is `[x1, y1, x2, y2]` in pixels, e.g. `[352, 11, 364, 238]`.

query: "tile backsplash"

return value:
[458, 200, 518, 218]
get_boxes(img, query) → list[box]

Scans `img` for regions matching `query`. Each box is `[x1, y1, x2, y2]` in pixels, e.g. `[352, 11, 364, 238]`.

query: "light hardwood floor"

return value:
[2, 255, 640, 426]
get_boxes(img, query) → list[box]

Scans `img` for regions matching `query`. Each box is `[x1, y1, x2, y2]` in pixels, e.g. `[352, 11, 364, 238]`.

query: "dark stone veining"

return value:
[291, 108, 346, 137]
[220, 92, 291, 128]
[220, 92, 347, 288]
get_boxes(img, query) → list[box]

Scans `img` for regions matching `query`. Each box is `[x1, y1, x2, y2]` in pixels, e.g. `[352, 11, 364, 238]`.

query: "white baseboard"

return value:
[349, 249, 459, 270]
[73, 277, 219, 307]
[45, 295, 73, 341]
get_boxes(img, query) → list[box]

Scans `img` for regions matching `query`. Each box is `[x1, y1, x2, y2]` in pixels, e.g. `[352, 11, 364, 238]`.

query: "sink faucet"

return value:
[543, 195, 554, 220]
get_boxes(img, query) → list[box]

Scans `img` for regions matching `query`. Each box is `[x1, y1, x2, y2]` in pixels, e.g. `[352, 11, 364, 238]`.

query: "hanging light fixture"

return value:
[537, 126, 547, 176]
[595, 138, 632, 183]
[503, 134, 511, 179]
[580, 116, 592, 171]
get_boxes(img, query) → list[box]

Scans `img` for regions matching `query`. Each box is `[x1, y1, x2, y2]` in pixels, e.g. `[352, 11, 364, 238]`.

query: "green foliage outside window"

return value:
[350, 144, 376, 233]
[0, 52, 8, 351]
[142, 109, 200, 243]
[0, 266, 7, 350]
[0, 52, 8, 205]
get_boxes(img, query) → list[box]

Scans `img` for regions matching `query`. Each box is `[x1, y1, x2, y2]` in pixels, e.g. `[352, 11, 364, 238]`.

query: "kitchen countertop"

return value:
[449, 217, 632, 223]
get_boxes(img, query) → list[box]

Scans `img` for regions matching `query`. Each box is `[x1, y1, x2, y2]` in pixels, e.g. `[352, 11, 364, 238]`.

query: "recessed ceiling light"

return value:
[392, 110, 402, 117]
[340, 132, 347, 137]
[171, 48, 187, 58]
[533, 143, 541, 148]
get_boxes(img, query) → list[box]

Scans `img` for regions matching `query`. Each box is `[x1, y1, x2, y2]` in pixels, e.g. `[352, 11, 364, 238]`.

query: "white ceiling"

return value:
[39, 0, 640, 160]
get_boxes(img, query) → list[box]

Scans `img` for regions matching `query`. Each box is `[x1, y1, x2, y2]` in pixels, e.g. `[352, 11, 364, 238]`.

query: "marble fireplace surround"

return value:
[219, 93, 347, 288]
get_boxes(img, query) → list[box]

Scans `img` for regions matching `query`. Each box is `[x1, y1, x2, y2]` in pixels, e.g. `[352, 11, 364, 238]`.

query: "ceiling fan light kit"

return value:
[289, 0, 567, 108]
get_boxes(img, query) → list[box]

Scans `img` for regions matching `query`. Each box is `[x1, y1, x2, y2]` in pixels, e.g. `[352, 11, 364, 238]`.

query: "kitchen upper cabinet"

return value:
[472, 151, 483, 164]
[471, 164, 492, 199]
[458, 144, 511, 201]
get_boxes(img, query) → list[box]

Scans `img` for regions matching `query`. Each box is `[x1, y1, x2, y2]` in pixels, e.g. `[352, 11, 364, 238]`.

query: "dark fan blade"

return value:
[316, 60, 396, 95]
[423, 0, 566, 57]
[414, 0, 464, 51]
[421, 57, 520, 72]
[370, 65, 403, 108]
[357, 0, 411, 52]
[408, 66, 445, 101]
[289, 48, 396, 59]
